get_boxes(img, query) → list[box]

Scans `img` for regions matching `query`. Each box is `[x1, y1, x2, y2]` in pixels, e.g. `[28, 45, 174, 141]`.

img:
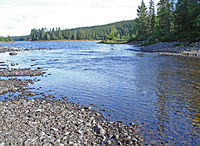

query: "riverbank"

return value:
[0, 46, 18, 53]
[0, 41, 15, 43]
[0, 45, 144, 145]
[0, 98, 143, 145]
[100, 39, 127, 44]
[0, 45, 49, 54]
[129, 41, 200, 58]
[31, 39, 101, 42]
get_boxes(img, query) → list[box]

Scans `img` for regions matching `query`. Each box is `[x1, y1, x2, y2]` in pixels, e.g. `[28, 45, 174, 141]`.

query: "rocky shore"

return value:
[130, 41, 200, 58]
[0, 68, 45, 95]
[0, 68, 44, 77]
[0, 46, 18, 54]
[0, 79, 34, 95]
[0, 45, 48, 54]
[0, 45, 144, 145]
[0, 98, 143, 145]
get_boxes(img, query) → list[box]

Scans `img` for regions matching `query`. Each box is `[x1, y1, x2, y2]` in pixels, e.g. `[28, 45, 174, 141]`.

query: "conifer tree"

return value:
[137, 0, 148, 38]
[148, 0, 155, 33]
[175, 0, 200, 32]
[157, 0, 171, 39]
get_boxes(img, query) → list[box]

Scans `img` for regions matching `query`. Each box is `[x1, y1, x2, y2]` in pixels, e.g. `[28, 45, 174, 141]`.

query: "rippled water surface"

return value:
[0, 41, 200, 144]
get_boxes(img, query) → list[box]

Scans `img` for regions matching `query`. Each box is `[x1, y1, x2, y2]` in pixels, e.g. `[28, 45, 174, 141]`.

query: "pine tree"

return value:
[134, 0, 200, 42]
[175, 0, 200, 32]
[157, 0, 171, 39]
[137, 0, 148, 38]
[148, 0, 155, 33]
[110, 25, 118, 40]
[169, 0, 176, 33]
[45, 33, 50, 40]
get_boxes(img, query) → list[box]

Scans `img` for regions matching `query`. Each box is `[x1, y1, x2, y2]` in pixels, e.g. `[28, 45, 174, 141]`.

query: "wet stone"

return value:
[37, 67, 43, 70]
[11, 63, 15, 66]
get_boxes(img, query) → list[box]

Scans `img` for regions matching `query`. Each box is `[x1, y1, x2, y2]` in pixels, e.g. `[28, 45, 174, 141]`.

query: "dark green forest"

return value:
[135, 0, 200, 44]
[13, 20, 138, 41]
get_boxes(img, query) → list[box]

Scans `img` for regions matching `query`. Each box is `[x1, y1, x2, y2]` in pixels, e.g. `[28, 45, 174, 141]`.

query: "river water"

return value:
[0, 41, 200, 144]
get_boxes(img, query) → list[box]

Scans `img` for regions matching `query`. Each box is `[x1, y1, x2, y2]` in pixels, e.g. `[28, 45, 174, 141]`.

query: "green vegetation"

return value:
[134, 0, 200, 44]
[100, 39, 127, 44]
[13, 20, 138, 42]
[0, 36, 13, 42]
[100, 25, 127, 44]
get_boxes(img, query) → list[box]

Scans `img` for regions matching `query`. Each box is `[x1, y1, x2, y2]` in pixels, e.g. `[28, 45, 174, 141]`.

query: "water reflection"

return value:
[0, 41, 200, 145]
[155, 56, 200, 144]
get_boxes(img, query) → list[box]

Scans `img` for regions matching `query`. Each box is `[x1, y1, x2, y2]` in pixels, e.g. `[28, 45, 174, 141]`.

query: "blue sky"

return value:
[0, 0, 159, 36]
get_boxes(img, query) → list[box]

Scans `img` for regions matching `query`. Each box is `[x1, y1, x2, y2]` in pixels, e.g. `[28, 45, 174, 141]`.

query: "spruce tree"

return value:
[137, 0, 148, 39]
[175, 0, 200, 32]
[157, 0, 171, 40]
[148, 0, 155, 33]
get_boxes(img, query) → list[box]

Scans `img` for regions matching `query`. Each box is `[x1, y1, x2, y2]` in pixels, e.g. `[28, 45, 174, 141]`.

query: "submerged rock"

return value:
[9, 52, 17, 55]
[37, 67, 43, 70]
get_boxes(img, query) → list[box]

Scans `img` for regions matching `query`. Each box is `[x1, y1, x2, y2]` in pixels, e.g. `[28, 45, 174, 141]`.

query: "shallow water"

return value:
[0, 41, 200, 144]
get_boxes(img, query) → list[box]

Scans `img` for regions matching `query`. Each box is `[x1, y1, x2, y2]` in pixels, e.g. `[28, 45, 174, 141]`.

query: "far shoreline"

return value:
[0, 41, 16, 43]
[30, 39, 101, 42]
[0, 40, 101, 43]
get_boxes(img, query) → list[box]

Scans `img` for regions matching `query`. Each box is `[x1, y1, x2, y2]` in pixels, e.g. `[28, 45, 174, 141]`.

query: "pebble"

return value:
[0, 99, 143, 145]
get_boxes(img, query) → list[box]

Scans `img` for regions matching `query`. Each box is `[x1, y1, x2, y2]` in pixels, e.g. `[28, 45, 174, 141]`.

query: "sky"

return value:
[0, 0, 159, 36]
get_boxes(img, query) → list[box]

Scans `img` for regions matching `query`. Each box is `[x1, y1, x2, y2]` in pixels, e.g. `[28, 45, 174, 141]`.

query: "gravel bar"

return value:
[131, 42, 200, 58]
[0, 69, 45, 77]
[0, 98, 143, 145]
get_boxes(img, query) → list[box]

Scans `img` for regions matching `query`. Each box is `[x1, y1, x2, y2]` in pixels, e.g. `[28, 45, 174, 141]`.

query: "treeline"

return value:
[0, 36, 13, 42]
[16, 20, 138, 41]
[135, 0, 200, 44]
[12, 35, 29, 41]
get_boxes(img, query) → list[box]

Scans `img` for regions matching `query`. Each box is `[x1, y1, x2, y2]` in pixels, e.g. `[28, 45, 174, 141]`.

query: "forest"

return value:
[13, 20, 138, 41]
[135, 0, 200, 45]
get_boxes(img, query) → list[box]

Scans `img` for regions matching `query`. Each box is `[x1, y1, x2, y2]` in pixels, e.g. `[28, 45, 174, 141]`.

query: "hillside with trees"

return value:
[134, 0, 200, 45]
[13, 20, 138, 41]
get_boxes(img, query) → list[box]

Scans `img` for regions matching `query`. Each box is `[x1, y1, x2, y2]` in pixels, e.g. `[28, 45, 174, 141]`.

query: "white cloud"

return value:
[0, 0, 159, 36]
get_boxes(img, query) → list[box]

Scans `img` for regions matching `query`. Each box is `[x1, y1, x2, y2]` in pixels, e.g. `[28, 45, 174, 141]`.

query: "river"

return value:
[0, 41, 200, 144]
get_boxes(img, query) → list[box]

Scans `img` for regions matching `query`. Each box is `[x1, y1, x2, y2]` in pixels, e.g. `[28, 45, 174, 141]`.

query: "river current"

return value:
[0, 41, 200, 144]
